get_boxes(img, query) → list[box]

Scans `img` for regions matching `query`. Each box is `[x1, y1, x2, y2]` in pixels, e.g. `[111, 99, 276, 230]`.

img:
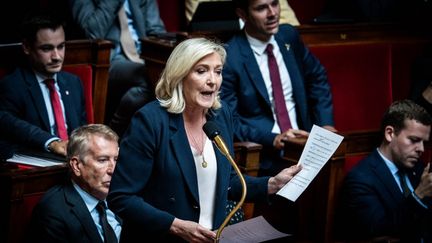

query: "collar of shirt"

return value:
[35, 72, 58, 85]
[72, 180, 99, 212]
[245, 31, 277, 56]
[376, 148, 399, 177]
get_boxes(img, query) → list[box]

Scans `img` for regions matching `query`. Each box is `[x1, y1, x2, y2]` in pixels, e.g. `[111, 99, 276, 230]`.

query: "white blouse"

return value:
[191, 137, 217, 229]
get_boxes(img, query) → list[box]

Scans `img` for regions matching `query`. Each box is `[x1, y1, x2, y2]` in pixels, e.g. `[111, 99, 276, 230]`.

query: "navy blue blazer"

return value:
[108, 101, 269, 242]
[340, 149, 432, 242]
[221, 24, 334, 168]
[27, 180, 105, 243]
[0, 67, 86, 159]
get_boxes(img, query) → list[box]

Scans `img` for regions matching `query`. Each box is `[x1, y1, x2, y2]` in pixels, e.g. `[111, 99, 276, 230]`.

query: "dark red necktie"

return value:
[44, 79, 68, 140]
[266, 44, 292, 132]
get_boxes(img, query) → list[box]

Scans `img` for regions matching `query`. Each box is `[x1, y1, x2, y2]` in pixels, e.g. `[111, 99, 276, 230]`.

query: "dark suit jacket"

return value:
[108, 101, 270, 242]
[26, 180, 104, 243]
[221, 24, 334, 170]
[340, 149, 432, 242]
[0, 67, 87, 159]
[69, 0, 165, 61]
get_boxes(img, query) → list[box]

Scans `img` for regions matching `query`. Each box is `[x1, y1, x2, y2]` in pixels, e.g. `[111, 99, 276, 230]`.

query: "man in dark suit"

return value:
[221, 0, 335, 174]
[27, 124, 121, 243]
[0, 14, 87, 160]
[220, 0, 335, 234]
[340, 100, 432, 242]
[69, 0, 165, 132]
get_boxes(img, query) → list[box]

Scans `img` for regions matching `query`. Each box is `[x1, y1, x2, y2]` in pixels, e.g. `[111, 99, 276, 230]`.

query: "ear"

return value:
[69, 157, 82, 177]
[236, 8, 247, 23]
[383, 125, 395, 143]
[22, 41, 30, 55]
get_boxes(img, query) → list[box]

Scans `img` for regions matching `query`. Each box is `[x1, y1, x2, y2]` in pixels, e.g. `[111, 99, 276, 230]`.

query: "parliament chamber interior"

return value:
[0, 0, 431, 242]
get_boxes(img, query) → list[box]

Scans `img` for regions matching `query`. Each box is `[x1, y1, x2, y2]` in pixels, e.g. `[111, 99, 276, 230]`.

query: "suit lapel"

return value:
[24, 70, 50, 130]
[369, 151, 405, 204]
[238, 34, 271, 107]
[169, 114, 200, 204]
[275, 34, 304, 105]
[63, 183, 103, 243]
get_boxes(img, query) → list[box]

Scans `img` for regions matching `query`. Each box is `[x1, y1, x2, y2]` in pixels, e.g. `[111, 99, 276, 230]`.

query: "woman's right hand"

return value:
[169, 218, 216, 242]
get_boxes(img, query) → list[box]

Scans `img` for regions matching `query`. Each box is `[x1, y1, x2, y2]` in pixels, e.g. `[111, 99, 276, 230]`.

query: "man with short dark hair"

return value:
[221, 0, 335, 234]
[0, 14, 86, 160]
[340, 99, 432, 242]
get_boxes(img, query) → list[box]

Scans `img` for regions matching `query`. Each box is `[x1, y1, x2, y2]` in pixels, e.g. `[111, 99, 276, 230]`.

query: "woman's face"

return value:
[183, 52, 223, 110]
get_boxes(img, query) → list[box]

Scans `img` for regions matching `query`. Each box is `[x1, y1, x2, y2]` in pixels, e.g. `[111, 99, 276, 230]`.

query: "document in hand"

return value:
[277, 125, 344, 202]
[218, 216, 290, 243]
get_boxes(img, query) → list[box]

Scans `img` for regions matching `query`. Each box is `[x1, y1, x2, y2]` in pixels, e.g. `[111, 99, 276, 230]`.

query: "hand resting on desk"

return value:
[48, 140, 68, 157]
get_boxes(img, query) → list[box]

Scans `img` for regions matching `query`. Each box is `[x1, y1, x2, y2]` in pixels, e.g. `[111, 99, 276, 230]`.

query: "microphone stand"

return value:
[212, 136, 247, 243]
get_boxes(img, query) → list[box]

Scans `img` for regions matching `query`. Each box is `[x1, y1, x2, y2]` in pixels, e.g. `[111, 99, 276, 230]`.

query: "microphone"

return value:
[203, 121, 247, 243]
[202, 121, 230, 158]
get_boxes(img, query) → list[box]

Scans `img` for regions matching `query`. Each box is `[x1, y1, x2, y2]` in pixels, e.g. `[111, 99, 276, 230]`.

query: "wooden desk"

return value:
[0, 162, 68, 243]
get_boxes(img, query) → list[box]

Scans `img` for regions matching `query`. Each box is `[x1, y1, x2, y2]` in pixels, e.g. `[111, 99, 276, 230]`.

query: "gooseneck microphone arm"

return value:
[203, 121, 247, 243]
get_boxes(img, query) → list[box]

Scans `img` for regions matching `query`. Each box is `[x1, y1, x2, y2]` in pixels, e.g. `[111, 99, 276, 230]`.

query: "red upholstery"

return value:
[343, 155, 367, 173]
[157, 0, 185, 32]
[63, 65, 94, 124]
[310, 43, 393, 132]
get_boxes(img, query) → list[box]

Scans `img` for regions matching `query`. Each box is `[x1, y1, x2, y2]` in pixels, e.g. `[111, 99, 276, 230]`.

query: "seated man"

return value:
[0, 14, 86, 160]
[339, 99, 432, 242]
[220, 0, 335, 234]
[26, 124, 121, 243]
[69, 0, 165, 133]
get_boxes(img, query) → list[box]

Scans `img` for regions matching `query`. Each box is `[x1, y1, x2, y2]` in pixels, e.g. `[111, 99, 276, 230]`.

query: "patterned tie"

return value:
[118, 6, 143, 64]
[96, 201, 118, 243]
[266, 44, 292, 132]
[44, 79, 68, 140]
[398, 170, 411, 197]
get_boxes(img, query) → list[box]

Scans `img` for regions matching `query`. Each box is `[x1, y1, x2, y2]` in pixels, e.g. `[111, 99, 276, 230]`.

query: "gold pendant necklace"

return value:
[201, 154, 207, 168]
[185, 118, 207, 168]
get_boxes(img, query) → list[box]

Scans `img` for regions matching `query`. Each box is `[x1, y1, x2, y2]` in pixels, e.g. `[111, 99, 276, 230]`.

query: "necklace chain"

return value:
[187, 129, 205, 155]
[185, 115, 207, 168]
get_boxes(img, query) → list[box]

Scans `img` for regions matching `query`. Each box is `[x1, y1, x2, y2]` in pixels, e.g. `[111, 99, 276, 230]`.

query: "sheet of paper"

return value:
[6, 154, 64, 167]
[218, 216, 290, 243]
[277, 125, 344, 202]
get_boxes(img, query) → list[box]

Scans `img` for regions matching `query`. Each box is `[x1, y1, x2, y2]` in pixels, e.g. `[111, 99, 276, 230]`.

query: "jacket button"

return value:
[192, 205, 199, 209]
[169, 197, 175, 202]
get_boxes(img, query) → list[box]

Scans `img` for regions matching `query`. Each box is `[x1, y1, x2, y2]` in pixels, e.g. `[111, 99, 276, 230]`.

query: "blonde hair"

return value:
[155, 38, 226, 113]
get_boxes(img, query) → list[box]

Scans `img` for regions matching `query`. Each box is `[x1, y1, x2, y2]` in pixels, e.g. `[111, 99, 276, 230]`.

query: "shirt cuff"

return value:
[45, 137, 61, 152]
